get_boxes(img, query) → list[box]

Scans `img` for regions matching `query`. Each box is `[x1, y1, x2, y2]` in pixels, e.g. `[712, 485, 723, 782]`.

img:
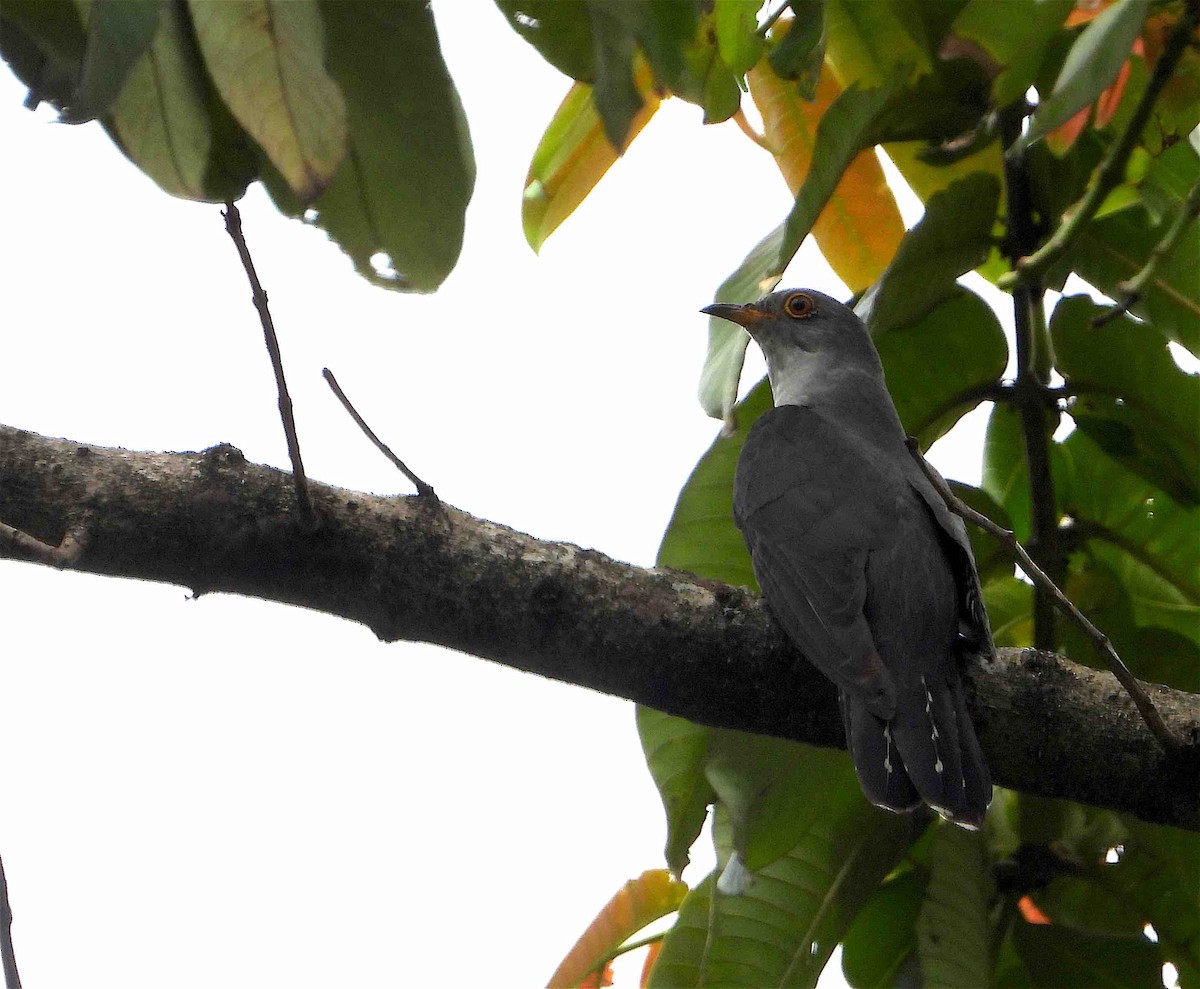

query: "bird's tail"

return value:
[841, 676, 991, 828]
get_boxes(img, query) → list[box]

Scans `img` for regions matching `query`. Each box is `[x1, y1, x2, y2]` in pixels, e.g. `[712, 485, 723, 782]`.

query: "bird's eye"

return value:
[783, 292, 815, 319]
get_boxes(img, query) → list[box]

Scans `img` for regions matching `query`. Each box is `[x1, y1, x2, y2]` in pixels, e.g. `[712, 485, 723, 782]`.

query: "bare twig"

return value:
[907, 438, 1183, 753]
[0, 853, 20, 989]
[756, 0, 790, 37]
[321, 369, 437, 500]
[999, 0, 1200, 288]
[221, 202, 315, 530]
[1093, 176, 1200, 327]
[0, 519, 88, 568]
[732, 108, 772, 152]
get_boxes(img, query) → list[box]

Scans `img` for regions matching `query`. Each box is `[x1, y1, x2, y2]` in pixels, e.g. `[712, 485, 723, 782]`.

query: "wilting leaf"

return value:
[522, 67, 660, 251]
[749, 53, 904, 292]
[700, 78, 898, 420]
[547, 870, 687, 989]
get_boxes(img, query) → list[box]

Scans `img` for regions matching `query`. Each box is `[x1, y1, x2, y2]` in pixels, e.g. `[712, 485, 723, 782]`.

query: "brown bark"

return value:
[2, 424, 1197, 832]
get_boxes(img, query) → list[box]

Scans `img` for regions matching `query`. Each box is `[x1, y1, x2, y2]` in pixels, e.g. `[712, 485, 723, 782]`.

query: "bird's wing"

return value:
[734, 405, 899, 718]
[903, 456, 995, 656]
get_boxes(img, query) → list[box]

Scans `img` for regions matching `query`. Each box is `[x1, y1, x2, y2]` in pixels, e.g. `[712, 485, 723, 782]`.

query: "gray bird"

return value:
[704, 288, 993, 828]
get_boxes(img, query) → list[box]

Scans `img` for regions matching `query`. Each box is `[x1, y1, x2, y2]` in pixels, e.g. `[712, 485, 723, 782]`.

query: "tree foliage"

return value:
[2, 0, 1198, 986]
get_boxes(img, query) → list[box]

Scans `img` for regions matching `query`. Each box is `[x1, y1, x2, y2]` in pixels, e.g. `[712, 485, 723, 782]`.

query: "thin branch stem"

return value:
[221, 202, 315, 530]
[0, 519, 88, 568]
[732, 108, 772, 152]
[585, 932, 665, 986]
[321, 369, 437, 500]
[0, 854, 20, 989]
[1093, 176, 1200, 326]
[1000, 0, 1200, 288]
[1001, 105, 1063, 649]
[907, 439, 1183, 753]
[757, 0, 790, 37]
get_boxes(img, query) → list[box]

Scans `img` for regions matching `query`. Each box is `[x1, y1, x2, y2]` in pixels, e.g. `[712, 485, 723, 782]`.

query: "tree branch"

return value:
[1, 424, 1197, 831]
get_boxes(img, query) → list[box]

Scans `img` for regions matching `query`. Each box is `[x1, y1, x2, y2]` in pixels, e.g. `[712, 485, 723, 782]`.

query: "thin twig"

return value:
[1093, 176, 1200, 326]
[0, 853, 20, 989]
[321, 369, 437, 500]
[221, 202, 316, 530]
[757, 0, 790, 37]
[999, 0, 1200, 288]
[906, 438, 1183, 753]
[0, 520, 88, 568]
[732, 108, 772, 152]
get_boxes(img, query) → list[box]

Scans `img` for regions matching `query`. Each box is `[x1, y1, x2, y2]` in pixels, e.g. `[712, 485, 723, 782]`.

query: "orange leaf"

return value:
[639, 940, 663, 988]
[1018, 894, 1054, 925]
[747, 52, 904, 291]
[579, 965, 614, 989]
[522, 63, 661, 252]
[546, 870, 687, 989]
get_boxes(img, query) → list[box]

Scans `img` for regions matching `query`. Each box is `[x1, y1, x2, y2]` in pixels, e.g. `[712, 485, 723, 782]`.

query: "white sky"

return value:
[0, 4, 1008, 986]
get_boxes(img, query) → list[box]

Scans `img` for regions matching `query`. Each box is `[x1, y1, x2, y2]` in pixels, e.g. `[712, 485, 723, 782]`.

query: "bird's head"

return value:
[702, 289, 883, 408]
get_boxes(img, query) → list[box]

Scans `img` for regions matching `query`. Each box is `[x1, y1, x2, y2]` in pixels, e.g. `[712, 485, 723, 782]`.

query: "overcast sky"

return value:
[0, 4, 1024, 987]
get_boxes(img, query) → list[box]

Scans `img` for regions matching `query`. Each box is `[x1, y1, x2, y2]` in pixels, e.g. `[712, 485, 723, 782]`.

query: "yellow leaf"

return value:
[523, 63, 661, 252]
[748, 57, 904, 291]
[546, 869, 687, 989]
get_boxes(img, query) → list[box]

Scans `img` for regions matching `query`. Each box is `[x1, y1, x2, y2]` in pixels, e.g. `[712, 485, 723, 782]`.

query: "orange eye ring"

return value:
[783, 292, 815, 319]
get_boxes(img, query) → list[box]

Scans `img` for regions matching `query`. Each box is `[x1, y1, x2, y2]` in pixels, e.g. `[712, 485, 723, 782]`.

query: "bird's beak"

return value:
[701, 302, 769, 331]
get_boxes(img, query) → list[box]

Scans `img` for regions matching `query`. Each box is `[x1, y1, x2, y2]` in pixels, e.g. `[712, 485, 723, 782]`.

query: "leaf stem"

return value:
[1093, 176, 1200, 326]
[999, 0, 1200, 288]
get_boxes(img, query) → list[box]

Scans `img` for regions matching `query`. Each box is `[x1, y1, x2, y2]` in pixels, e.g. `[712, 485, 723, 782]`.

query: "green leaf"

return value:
[841, 870, 925, 989]
[189, 0, 347, 203]
[768, 0, 825, 99]
[279, 1, 474, 292]
[917, 824, 993, 989]
[947, 481, 1014, 583]
[1011, 920, 1162, 989]
[649, 807, 916, 989]
[1026, 0, 1149, 146]
[1105, 820, 1200, 987]
[658, 378, 770, 583]
[982, 403, 1035, 542]
[631, 0, 698, 98]
[106, 0, 256, 201]
[947, 0, 1072, 108]
[823, 0, 931, 88]
[677, 9, 742, 124]
[856, 173, 1001, 336]
[495, 0, 595, 82]
[699, 78, 898, 420]
[586, 2, 645, 151]
[636, 707, 716, 877]
[1034, 875, 1150, 938]
[1139, 139, 1200, 224]
[1070, 205, 1200, 357]
[1059, 430, 1200, 651]
[0, 0, 86, 110]
[1050, 294, 1200, 508]
[714, 0, 764, 76]
[62, 0, 162, 123]
[874, 287, 1008, 448]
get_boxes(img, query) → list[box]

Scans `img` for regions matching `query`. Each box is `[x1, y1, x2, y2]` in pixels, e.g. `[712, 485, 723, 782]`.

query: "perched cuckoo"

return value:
[704, 289, 993, 828]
